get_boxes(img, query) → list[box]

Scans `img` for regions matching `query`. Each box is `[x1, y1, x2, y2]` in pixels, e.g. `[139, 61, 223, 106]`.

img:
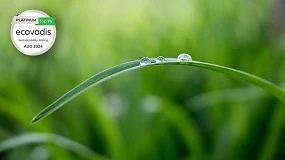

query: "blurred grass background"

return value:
[0, 0, 285, 159]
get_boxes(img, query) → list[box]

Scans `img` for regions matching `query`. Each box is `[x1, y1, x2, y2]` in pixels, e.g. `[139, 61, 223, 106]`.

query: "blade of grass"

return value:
[187, 83, 285, 110]
[0, 133, 109, 160]
[259, 103, 285, 160]
[187, 86, 267, 110]
[31, 58, 285, 124]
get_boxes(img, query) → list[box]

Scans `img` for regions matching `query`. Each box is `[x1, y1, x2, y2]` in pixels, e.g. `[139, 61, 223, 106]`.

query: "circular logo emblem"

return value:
[11, 10, 56, 56]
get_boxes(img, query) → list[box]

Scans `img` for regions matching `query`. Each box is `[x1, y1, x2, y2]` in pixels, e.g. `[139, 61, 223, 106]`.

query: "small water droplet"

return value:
[155, 56, 166, 63]
[177, 53, 192, 61]
[140, 57, 151, 66]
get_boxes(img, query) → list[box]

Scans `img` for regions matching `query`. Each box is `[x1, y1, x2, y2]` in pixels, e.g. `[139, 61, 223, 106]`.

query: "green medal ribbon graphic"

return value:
[38, 17, 56, 25]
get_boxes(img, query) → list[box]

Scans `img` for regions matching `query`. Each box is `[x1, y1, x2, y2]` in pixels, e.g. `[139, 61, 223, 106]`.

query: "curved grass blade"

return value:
[187, 83, 285, 110]
[31, 58, 285, 124]
[0, 133, 109, 160]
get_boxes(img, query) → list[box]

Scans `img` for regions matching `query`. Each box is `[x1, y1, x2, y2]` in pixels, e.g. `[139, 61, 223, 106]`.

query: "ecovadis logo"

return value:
[15, 28, 52, 36]
[11, 10, 56, 56]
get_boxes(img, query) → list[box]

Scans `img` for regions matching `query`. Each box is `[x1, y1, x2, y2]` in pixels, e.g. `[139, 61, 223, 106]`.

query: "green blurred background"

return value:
[0, 0, 285, 159]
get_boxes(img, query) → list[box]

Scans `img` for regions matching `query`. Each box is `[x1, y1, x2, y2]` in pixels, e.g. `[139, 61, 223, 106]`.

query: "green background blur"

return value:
[0, 0, 285, 159]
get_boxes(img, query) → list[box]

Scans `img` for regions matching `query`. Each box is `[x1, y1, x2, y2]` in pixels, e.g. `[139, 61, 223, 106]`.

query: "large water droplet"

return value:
[155, 56, 166, 63]
[140, 57, 151, 66]
[177, 53, 192, 61]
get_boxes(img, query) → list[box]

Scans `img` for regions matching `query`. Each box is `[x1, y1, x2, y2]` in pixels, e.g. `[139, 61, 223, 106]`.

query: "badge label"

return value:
[11, 10, 56, 56]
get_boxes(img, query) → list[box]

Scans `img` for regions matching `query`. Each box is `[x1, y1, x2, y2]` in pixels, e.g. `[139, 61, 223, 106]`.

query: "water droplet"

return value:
[177, 53, 192, 61]
[140, 57, 151, 66]
[155, 56, 166, 63]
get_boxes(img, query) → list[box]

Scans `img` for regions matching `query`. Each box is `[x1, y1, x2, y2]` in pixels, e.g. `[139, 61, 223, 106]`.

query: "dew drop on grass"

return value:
[177, 53, 192, 61]
[140, 57, 151, 66]
[155, 56, 166, 63]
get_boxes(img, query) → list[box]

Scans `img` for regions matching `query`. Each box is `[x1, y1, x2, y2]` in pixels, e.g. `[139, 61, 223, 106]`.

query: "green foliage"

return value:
[1, 0, 285, 159]
[0, 133, 108, 160]
[31, 59, 285, 124]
